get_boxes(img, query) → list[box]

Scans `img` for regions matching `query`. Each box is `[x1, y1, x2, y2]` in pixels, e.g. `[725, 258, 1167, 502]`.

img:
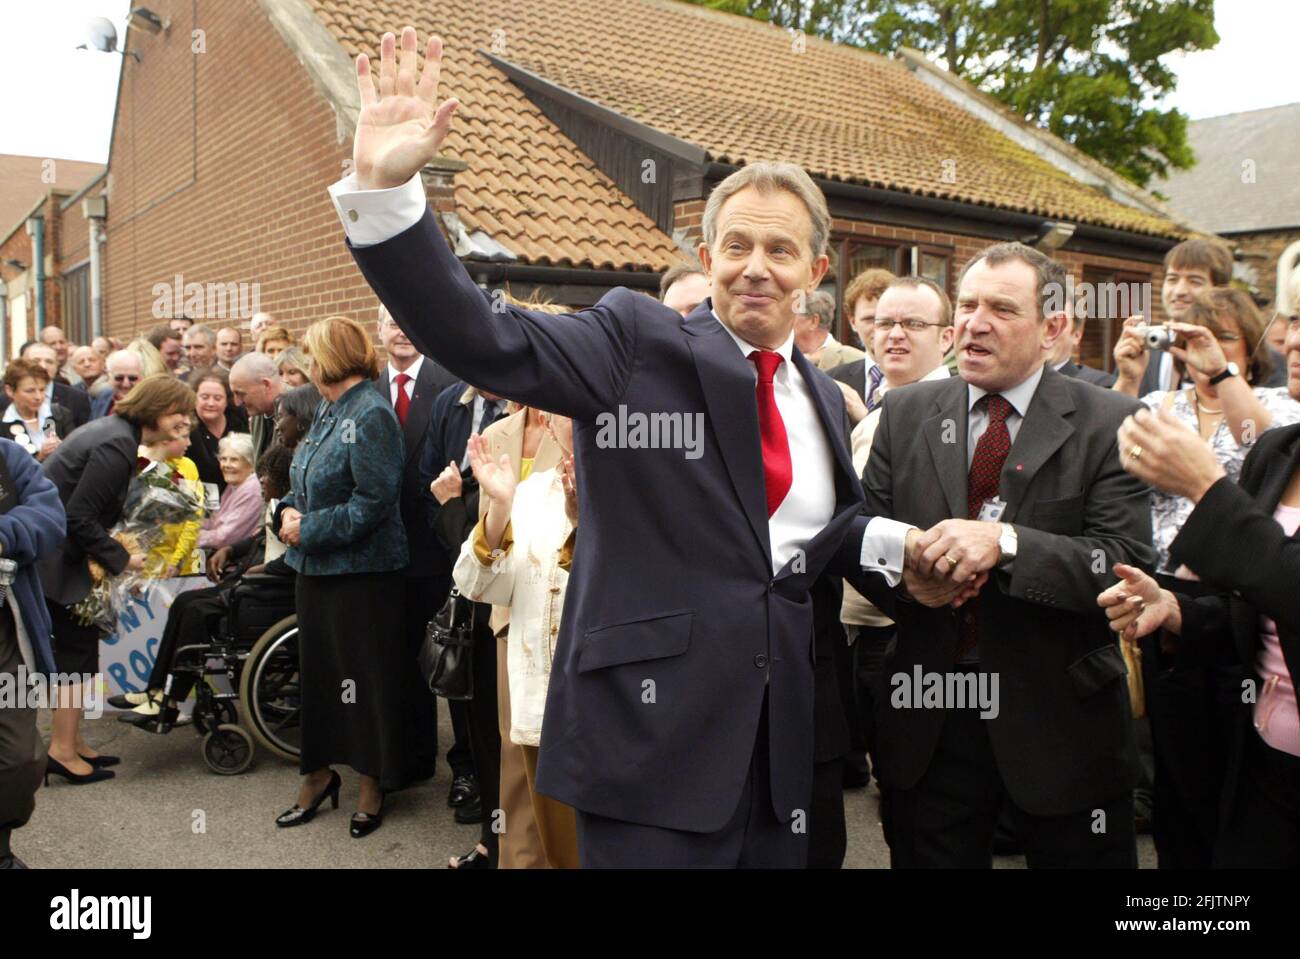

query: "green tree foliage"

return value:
[684, 0, 1218, 187]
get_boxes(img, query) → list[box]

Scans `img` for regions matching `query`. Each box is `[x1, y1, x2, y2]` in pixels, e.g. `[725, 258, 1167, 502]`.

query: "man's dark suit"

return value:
[375, 358, 456, 774]
[51, 382, 91, 430]
[350, 209, 874, 864]
[828, 358, 867, 403]
[1168, 424, 1300, 866]
[852, 367, 1155, 866]
[1057, 360, 1116, 388]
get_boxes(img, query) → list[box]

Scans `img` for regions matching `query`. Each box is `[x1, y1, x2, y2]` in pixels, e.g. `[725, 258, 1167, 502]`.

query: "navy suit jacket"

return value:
[376, 358, 455, 578]
[350, 209, 874, 832]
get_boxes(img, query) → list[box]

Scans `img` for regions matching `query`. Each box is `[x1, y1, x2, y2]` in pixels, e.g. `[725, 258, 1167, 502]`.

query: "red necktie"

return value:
[957, 393, 1013, 659]
[393, 372, 411, 426]
[749, 350, 793, 517]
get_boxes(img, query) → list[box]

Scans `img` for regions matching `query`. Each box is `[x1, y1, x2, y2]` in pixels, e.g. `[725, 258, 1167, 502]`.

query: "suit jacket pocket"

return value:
[1066, 643, 1127, 698]
[577, 609, 694, 673]
[1030, 492, 1085, 534]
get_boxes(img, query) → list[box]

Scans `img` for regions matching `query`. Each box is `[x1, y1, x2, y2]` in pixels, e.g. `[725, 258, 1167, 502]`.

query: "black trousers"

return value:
[0, 607, 42, 859]
[851, 624, 894, 782]
[1214, 730, 1300, 868]
[465, 603, 500, 860]
[884, 700, 1138, 868]
[148, 585, 231, 701]
[399, 574, 447, 769]
[808, 756, 846, 868]
[575, 694, 808, 868]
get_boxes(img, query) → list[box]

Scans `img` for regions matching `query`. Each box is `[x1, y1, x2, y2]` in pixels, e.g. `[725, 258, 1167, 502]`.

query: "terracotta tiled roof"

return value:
[304, 0, 1184, 271]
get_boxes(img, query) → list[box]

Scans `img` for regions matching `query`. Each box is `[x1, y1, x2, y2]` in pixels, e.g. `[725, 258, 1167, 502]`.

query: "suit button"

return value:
[753, 654, 768, 669]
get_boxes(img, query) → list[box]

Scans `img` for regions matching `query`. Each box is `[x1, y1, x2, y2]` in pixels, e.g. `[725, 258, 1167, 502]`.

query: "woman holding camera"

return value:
[1110, 287, 1300, 867]
[1100, 310, 1300, 863]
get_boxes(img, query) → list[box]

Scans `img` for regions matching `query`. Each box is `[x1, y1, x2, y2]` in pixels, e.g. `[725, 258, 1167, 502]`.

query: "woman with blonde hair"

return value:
[126, 338, 169, 378]
[276, 346, 310, 387]
[272, 315, 434, 838]
[256, 326, 294, 360]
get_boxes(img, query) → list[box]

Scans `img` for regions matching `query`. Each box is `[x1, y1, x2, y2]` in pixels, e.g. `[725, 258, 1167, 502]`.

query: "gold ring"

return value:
[944, 554, 959, 569]
[1128, 445, 1143, 461]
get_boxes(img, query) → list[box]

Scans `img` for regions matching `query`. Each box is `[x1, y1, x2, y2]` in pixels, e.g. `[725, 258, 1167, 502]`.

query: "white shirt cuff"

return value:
[859, 516, 913, 587]
[328, 172, 428, 247]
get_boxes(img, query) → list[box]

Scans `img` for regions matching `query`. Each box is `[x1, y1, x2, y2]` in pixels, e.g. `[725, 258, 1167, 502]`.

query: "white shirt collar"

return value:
[967, 363, 1044, 419]
[389, 354, 423, 383]
[714, 311, 796, 367]
[3, 398, 52, 426]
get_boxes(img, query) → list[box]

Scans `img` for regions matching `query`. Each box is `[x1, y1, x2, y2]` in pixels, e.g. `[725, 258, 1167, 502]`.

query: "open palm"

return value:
[353, 27, 460, 192]
[467, 433, 516, 505]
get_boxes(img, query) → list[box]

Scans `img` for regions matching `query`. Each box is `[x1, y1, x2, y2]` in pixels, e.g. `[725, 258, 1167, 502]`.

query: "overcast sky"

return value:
[0, 0, 1295, 163]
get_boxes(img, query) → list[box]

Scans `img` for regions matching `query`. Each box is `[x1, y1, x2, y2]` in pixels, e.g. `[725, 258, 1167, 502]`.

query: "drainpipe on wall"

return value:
[0, 278, 8, 360]
[84, 195, 108, 338]
[26, 216, 46, 332]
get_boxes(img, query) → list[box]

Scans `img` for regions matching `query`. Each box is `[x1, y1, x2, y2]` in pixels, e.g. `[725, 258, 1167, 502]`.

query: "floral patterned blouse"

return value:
[1142, 386, 1300, 573]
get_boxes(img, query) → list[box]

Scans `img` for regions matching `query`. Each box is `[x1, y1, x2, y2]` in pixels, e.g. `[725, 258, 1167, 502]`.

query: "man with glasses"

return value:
[840, 276, 955, 797]
[92, 351, 144, 418]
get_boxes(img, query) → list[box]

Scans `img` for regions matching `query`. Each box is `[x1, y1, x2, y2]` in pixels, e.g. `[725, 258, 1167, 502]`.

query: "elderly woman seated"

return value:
[197, 433, 263, 552]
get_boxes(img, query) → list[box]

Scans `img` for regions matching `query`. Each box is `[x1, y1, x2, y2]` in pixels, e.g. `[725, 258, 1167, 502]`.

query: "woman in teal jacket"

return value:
[272, 316, 435, 839]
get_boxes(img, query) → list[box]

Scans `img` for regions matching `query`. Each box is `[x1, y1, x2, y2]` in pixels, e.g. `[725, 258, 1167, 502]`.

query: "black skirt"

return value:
[46, 598, 103, 677]
[296, 571, 437, 791]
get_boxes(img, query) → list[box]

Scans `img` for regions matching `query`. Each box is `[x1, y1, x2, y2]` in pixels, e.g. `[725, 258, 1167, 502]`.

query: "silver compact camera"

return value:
[1135, 325, 1175, 351]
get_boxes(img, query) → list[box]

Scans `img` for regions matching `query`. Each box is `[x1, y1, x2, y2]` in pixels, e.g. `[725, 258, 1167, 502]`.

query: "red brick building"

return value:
[95, 0, 1198, 372]
[0, 155, 106, 359]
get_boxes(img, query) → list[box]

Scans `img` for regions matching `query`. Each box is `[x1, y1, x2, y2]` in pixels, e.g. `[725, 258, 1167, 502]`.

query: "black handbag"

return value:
[419, 588, 476, 700]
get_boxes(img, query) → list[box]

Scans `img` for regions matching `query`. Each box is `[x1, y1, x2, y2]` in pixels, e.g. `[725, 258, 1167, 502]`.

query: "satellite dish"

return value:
[84, 17, 119, 54]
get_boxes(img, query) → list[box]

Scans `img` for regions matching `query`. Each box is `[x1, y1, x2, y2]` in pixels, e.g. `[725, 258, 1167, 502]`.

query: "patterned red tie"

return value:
[393, 372, 411, 426]
[749, 350, 793, 517]
[957, 394, 1013, 660]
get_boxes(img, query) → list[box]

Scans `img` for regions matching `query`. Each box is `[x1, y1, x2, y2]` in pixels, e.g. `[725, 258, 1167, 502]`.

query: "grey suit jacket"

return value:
[860, 366, 1155, 816]
[1057, 360, 1117, 389]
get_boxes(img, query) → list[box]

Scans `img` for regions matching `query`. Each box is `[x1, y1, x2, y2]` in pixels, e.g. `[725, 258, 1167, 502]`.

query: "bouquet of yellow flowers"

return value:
[72, 460, 205, 631]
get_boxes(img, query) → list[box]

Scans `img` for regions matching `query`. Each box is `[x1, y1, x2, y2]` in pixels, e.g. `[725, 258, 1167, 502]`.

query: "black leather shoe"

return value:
[81, 754, 120, 768]
[350, 806, 384, 839]
[45, 756, 114, 786]
[453, 795, 485, 825]
[447, 774, 477, 808]
[448, 846, 492, 869]
[275, 770, 341, 827]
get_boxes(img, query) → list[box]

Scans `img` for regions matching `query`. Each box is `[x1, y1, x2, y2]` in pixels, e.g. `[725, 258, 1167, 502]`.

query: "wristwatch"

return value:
[997, 523, 1018, 568]
[1208, 362, 1239, 386]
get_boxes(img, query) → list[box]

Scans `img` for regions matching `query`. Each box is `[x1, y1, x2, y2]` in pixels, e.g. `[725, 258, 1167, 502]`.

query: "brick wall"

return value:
[102, 0, 375, 343]
[1233, 227, 1300, 311]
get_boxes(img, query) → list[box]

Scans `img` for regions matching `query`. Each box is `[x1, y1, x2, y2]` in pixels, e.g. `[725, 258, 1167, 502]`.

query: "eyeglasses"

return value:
[112, 375, 141, 384]
[870, 318, 948, 333]
[1213, 332, 1242, 344]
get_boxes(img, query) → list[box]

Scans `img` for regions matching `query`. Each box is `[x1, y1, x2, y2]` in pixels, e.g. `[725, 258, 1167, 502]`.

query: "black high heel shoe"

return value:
[350, 804, 384, 839]
[45, 756, 115, 786]
[81, 754, 121, 768]
[275, 770, 341, 827]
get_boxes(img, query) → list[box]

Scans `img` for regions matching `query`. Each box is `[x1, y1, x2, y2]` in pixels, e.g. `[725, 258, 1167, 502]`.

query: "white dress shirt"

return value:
[387, 354, 423, 407]
[328, 171, 901, 581]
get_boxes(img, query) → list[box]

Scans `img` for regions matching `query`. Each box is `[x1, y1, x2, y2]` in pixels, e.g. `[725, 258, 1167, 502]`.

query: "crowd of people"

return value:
[1, 26, 1298, 872]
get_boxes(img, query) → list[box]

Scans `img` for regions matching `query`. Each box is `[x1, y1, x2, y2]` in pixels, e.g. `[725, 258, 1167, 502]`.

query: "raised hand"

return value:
[1166, 322, 1229, 377]
[353, 27, 460, 191]
[1098, 563, 1177, 641]
[466, 433, 516, 506]
[1111, 315, 1150, 395]
[429, 461, 463, 504]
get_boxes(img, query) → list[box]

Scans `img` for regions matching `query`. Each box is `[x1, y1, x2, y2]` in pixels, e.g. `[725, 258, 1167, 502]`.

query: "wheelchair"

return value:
[167, 574, 303, 775]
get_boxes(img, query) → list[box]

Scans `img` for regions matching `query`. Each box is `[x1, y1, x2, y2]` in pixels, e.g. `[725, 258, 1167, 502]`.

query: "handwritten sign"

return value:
[99, 576, 212, 710]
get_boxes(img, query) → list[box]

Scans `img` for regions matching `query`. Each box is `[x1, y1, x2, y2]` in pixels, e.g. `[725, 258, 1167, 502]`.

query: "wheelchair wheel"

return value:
[203, 724, 254, 775]
[240, 615, 302, 763]
[193, 697, 238, 735]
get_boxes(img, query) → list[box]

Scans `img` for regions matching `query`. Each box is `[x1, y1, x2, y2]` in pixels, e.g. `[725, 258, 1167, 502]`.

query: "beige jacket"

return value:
[453, 468, 572, 746]
[816, 335, 866, 372]
[477, 408, 564, 635]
